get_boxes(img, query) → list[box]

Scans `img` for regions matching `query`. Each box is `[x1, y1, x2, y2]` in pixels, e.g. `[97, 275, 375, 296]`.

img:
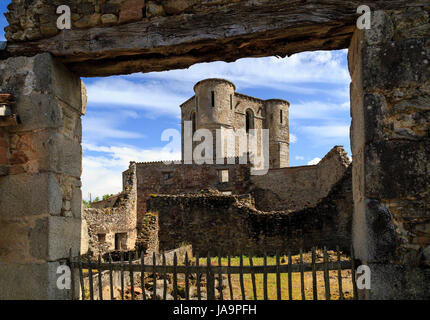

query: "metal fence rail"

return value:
[69, 246, 358, 301]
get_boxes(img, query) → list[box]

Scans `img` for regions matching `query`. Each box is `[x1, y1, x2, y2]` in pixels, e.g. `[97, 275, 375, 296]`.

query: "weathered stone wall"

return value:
[3, 1, 424, 78]
[82, 163, 137, 256]
[0, 53, 84, 299]
[250, 146, 351, 211]
[5, 0, 203, 42]
[349, 8, 430, 299]
[134, 161, 250, 228]
[147, 166, 352, 256]
[135, 146, 350, 226]
[91, 193, 121, 209]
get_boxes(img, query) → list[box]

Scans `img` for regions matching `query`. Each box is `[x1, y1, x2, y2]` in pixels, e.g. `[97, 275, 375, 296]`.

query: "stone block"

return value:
[119, 0, 146, 24]
[29, 216, 81, 261]
[364, 263, 430, 300]
[362, 140, 430, 202]
[364, 10, 394, 46]
[146, 1, 165, 17]
[362, 38, 430, 91]
[0, 54, 82, 115]
[37, 55, 82, 113]
[6, 128, 81, 178]
[0, 261, 72, 300]
[0, 173, 62, 218]
[73, 13, 102, 29]
[0, 217, 34, 264]
[101, 13, 118, 25]
[162, 0, 198, 15]
[391, 7, 430, 40]
[11, 92, 63, 132]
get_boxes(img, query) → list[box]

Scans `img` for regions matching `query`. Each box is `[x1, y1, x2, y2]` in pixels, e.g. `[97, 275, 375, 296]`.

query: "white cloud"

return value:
[85, 78, 188, 118]
[308, 157, 321, 165]
[82, 143, 181, 199]
[142, 50, 350, 90]
[300, 125, 350, 139]
[290, 133, 297, 144]
[83, 50, 350, 120]
[83, 116, 145, 141]
[295, 156, 304, 160]
[290, 101, 350, 120]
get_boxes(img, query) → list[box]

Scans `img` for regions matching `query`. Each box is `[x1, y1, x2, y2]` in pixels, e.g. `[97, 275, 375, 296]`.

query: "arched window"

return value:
[191, 112, 196, 135]
[245, 109, 254, 133]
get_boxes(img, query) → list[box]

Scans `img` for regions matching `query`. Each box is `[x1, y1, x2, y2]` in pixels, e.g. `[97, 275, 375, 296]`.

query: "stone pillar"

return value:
[349, 8, 430, 299]
[0, 53, 84, 299]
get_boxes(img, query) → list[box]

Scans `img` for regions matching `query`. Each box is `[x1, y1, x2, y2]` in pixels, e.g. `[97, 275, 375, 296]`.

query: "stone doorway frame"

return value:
[0, 3, 428, 299]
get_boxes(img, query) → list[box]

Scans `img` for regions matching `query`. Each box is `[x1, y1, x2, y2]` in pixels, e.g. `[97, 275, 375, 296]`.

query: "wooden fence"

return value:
[69, 246, 358, 301]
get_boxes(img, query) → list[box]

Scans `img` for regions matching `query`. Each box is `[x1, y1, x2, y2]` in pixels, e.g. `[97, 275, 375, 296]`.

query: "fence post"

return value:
[207, 253, 215, 300]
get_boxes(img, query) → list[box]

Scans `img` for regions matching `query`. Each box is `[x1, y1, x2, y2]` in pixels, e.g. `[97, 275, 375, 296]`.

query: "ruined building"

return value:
[2, 0, 427, 300]
[180, 78, 290, 168]
[84, 78, 353, 258]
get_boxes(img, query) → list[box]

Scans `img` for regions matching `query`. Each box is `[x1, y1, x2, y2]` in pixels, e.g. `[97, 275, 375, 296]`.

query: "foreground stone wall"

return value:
[83, 163, 137, 256]
[0, 53, 84, 299]
[349, 8, 430, 299]
[147, 166, 352, 256]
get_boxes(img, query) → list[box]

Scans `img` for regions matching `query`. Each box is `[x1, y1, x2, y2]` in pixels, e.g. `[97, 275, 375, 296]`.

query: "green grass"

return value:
[189, 251, 354, 300]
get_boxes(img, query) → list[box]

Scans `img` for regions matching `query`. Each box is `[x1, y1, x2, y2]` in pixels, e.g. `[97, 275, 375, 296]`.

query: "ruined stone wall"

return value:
[0, 53, 84, 299]
[90, 193, 121, 209]
[147, 166, 353, 256]
[134, 161, 250, 228]
[82, 163, 137, 256]
[250, 146, 351, 211]
[349, 7, 430, 299]
[135, 146, 350, 224]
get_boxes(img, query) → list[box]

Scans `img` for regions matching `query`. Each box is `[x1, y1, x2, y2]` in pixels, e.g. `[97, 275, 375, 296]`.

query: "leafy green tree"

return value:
[103, 194, 114, 200]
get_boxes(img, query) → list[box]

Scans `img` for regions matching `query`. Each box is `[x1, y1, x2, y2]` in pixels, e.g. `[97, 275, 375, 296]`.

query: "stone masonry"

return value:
[0, 53, 84, 299]
[181, 79, 290, 169]
[1, 1, 429, 300]
[82, 163, 137, 256]
[147, 165, 353, 256]
[349, 8, 430, 299]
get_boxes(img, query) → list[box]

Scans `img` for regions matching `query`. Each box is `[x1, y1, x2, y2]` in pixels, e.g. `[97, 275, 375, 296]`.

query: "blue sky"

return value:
[1, 3, 351, 199]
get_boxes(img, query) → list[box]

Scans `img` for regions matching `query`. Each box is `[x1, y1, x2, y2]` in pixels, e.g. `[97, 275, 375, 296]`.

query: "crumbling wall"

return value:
[134, 161, 250, 228]
[90, 193, 121, 209]
[250, 146, 351, 211]
[147, 166, 352, 256]
[82, 163, 137, 256]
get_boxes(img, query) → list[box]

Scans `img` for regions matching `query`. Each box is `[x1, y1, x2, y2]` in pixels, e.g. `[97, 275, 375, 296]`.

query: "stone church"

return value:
[180, 78, 290, 169]
[83, 78, 352, 259]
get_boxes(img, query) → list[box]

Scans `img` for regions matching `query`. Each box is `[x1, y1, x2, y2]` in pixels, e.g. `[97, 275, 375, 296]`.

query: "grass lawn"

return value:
[189, 249, 354, 300]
